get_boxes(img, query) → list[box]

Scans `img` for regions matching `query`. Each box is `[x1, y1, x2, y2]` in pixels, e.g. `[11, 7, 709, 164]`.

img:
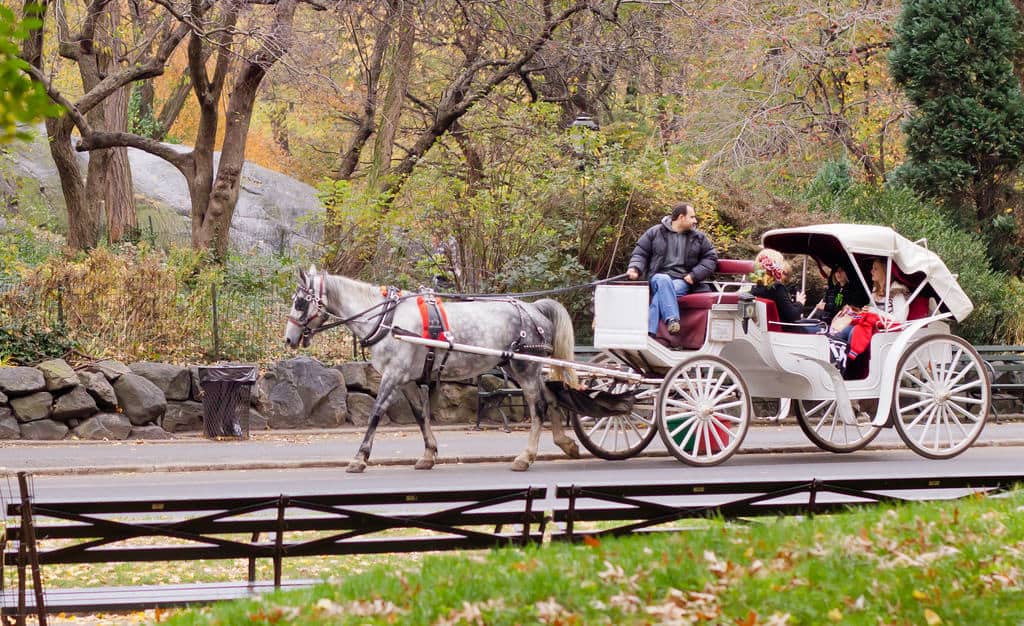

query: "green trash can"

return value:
[197, 365, 257, 439]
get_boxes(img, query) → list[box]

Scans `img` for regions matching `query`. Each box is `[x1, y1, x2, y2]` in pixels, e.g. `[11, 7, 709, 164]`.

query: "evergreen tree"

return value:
[889, 0, 1024, 238]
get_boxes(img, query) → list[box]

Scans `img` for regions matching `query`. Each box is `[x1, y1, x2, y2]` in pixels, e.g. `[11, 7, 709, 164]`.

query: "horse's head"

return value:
[284, 265, 327, 348]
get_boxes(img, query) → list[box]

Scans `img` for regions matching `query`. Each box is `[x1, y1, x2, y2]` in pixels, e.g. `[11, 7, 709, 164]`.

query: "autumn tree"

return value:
[20, 0, 191, 249]
[31, 0, 326, 259]
[672, 0, 904, 184]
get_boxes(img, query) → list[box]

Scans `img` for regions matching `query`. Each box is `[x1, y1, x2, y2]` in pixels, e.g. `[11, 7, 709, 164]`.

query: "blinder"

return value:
[287, 276, 327, 345]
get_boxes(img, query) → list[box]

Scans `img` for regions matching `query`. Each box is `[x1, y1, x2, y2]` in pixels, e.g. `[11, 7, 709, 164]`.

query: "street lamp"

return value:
[569, 115, 599, 262]
[570, 115, 600, 165]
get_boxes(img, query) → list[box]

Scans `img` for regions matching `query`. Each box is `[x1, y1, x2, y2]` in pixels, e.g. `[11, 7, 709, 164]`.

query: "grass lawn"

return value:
[153, 490, 1024, 625]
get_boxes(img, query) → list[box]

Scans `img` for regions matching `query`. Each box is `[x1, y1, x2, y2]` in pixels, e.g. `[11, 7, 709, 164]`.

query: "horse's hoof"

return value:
[414, 458, 435, 470]
[558, 440, 581, 459]
[346, 460, 367, 473]
[511, 456, 530, 471]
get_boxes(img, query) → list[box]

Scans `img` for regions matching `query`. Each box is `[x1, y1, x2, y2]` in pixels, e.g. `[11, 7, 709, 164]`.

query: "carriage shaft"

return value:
[392, 335, 645, 382]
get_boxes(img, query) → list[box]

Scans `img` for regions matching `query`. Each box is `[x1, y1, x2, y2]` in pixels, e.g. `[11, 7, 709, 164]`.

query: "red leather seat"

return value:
[655, 293, 743, 350]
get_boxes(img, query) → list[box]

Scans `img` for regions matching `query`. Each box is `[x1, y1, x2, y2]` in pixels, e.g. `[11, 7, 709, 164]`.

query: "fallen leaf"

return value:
[912, 589, 928, 600]
[924, 608, 943, 625]
[583, 535, 601, 548]
[827, 608, 843, 621]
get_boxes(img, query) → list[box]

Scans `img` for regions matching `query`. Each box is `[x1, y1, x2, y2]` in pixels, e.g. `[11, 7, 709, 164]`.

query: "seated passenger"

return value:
[833, 257, 909, 360]
[811, 264, 868, 325]
[625, 202, 718, 336]
[750, 249, 822, 333]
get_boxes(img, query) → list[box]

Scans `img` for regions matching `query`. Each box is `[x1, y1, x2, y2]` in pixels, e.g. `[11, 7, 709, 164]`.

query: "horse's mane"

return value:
[321, 272, 380, 313]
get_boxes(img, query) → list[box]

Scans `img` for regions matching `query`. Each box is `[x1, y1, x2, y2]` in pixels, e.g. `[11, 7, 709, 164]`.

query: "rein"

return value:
[430, 273, 627, 301]
[295, 273, 629, 343]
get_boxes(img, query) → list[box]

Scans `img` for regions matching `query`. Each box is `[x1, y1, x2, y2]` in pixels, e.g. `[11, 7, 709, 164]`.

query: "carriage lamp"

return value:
[738, 292, 757, 334]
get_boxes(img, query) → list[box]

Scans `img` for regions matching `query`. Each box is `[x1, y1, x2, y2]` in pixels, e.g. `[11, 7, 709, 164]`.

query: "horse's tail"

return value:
[533, 298, 579, 388]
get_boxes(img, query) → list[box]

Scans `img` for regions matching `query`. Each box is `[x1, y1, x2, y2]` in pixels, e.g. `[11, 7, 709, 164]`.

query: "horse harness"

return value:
[414, 288, 454, 384]
[304, 281, 554, 385]
[360, 286, 404, 348]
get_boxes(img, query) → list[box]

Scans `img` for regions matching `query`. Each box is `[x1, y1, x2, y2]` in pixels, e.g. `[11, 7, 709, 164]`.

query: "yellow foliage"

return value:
[1, 246, 353, 365]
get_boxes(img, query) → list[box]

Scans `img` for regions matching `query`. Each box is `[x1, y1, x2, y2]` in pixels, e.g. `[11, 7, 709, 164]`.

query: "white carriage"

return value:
[574, 223, 990, 466]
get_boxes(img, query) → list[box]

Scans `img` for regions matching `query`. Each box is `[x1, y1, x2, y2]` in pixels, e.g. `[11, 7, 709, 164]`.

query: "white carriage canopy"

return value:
[761, 224, 974, 322]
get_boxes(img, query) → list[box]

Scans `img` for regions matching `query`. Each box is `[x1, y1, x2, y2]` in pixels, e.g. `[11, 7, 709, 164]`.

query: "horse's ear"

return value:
[298, 268, 307, 284]
[307, 264, 317, 277]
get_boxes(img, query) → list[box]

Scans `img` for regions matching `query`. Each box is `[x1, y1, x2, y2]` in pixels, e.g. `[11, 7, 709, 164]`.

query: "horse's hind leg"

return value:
[347, 376, 399, 474]
[547, 396, 580, 459]
[407, 383, 438, 470]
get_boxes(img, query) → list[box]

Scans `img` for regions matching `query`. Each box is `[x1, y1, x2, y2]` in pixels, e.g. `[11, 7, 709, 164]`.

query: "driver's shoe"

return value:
[667, 319, 681, 335]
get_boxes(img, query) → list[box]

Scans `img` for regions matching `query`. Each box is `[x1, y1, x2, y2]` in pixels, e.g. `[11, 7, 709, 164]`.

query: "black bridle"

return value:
[286, 276, 327, 343]
[286, 276, 407, 344]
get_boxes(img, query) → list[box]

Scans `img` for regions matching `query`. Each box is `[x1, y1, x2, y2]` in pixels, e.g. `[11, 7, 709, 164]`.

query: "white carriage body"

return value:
[594, 223, 977, 430]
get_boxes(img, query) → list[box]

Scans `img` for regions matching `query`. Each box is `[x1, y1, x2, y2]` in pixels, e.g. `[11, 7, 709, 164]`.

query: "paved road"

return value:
[7, 445, 1021, 505]
[2, 421, 1024, 476]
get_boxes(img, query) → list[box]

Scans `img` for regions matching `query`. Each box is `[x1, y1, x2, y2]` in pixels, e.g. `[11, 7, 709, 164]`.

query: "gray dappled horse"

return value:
[283, 266, 581, 472]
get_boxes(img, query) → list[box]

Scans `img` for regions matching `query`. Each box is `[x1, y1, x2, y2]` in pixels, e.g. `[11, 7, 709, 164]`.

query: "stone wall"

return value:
[0, 356, 485, 440]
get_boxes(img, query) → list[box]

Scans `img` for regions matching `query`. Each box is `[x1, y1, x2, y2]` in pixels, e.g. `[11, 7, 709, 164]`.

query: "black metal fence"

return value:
[2, 473, 1019, 618]
[0, 277, 351, 364]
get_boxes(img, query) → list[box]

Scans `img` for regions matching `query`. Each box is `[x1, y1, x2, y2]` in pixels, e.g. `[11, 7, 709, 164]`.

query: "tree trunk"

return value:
[104, 84, 137, 242]
[337, 2, 397, 179]
[138, 79, 155, 128]
[21, 0, 100, 250]
[368, 0, 415, 188]
[155, 72, 194, 141]
[194, 0, 298, 259]
[47, 118, 98, 249]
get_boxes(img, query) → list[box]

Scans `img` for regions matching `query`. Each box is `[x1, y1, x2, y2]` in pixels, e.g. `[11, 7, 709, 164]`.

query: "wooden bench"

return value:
[1, 479, 546, 618]
[973, 345, 1024, 419]
[474, 347, 602, 430]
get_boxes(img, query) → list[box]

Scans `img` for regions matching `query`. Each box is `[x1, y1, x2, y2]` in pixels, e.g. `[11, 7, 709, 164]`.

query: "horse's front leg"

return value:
[404, 382, 438, 470]
[347, 375, 400, 474]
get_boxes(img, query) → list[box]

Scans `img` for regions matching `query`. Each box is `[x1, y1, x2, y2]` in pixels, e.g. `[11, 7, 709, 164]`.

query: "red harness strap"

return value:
[417, 294, 450, 341]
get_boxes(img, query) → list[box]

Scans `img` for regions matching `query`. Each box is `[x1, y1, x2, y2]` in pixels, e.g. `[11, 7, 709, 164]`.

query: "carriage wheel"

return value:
[656, 355, 750, 466]
[571, 353, 657, 460]
[892, 335, 990, 459]
[795, 398, 882, 453]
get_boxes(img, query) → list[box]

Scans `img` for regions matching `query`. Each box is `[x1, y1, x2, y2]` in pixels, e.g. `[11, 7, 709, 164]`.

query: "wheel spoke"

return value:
[595, 415, 615, 448]
[812, 402, 836, 431]
[668, 414, 698, 438]
[901, 369, 930, 390]
[941, 347, 964, 383]
[948, 395, 984, 405]
[708, 370, 729, 403]
[709, 383, 740, 405]
[912, 353, 937, 384]
[584, 416, 610, 439]
[949, 379, 983, 396]
[899, 394, 936, 413]
[713, 412, 745, 424]
[915, 407, 939, 447]
[710, 413, 736, 437]
[948, 400, 981, 425]
[901, 402, 935, 429]
[710, 398, 745, 412]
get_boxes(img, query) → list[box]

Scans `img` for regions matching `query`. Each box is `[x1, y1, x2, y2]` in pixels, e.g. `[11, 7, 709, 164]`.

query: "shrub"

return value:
[0, 320, 77, 365]
[1, 245, 353, 364]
